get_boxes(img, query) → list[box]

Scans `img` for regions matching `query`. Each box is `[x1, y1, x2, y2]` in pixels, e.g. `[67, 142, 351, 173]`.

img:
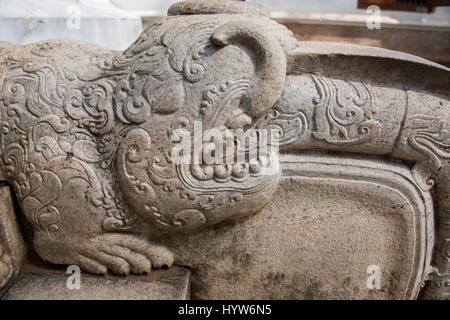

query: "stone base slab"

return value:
[2, 264, 191, 300]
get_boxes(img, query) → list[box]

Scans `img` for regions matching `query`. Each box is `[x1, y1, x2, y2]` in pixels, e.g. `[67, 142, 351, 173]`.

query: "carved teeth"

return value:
[190, 156, 270, 182]
[214, 164, 231, 179]
[249, 160, 261, 174]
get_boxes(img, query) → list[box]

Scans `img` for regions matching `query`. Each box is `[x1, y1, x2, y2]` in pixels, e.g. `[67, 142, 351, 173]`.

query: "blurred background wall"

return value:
[0, 0, 449, 66]
[0, 0, 143, 51]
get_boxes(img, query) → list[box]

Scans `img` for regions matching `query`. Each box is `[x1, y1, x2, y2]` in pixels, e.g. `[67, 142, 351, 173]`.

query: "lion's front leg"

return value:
[13, 156, 174, 275]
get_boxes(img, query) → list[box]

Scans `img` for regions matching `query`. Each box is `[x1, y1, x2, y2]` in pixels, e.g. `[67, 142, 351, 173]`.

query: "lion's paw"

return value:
[35, 233, 174, 275]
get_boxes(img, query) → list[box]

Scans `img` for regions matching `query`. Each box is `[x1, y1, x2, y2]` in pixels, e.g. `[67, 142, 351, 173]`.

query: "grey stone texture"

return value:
[3, 265, 191, 300]
[0, 0, 448, 299]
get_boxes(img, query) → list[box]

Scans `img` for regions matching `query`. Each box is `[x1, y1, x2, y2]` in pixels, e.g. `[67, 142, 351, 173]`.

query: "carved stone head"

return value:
[110, 5, 298, 233]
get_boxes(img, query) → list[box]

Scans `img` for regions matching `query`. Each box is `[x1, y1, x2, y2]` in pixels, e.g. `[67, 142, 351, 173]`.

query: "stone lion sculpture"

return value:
[0, 0, 448, 299]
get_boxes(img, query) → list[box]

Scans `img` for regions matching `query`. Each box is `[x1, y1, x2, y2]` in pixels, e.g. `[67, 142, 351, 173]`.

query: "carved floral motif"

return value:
[404, 114, 450, 190]
[311, 75, 382, 145]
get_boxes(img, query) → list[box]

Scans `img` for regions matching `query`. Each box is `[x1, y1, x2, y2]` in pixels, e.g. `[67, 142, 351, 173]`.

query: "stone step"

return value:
[2, 264, 191, 300]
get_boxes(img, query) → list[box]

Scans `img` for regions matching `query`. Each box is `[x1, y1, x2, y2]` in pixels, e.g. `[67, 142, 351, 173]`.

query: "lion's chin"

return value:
[140, 162, 280, 235]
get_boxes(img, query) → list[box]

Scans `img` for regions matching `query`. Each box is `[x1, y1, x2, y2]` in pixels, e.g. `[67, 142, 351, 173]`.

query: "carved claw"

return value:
[34, 233, 174, 275]
[211, 20, 287, 119]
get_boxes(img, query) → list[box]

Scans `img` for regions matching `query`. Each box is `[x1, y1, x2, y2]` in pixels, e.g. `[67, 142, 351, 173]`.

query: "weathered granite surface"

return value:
[3, 265, 191, 300]
[0, 0, 448, 299]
